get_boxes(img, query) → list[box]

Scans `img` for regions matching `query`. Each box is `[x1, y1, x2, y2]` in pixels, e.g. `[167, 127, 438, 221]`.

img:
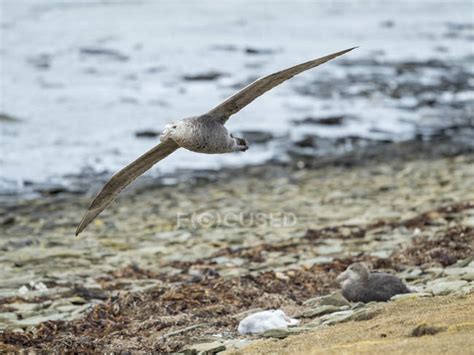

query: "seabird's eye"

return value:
[172, 125, 177, 129]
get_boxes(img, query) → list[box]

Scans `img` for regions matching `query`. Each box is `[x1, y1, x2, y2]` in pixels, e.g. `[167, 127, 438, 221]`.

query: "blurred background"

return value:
[1, 0, 473, 197]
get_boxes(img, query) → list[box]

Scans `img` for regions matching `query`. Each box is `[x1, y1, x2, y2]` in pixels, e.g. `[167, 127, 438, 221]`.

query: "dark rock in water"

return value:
[182, 71, 227, 81]
[210, 44, 238, 52]
[238, 130, 274, 144]
[35, 184, 69, 196]
[0, 215, 16, 226]
[244, 47, 275, 55]
[292, 115, 346, 126]
[79, 47, 129, 62]
[337, 262, 410, 303]
[72, 285, 108, 301]
[294, 136, 317, 148]
[135, 130, 160, 138]
[380, 20, 395, 28]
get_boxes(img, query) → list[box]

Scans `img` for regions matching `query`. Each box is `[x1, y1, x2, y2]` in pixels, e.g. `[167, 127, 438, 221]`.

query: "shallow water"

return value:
[1, 0, 473, 194]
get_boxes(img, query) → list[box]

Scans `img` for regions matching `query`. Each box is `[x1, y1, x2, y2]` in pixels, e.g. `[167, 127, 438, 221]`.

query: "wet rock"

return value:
[292, 115, 345, 126]
[145, 66, 165, 73]
[135, 130, 160, 138]
[182, 71, 227, 81]
[79, 47, 129, 61]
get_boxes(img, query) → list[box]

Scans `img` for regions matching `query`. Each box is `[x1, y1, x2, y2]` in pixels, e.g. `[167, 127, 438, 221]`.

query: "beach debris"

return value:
[410, 323, 446, 337]
[292, 115, 346, 126]
[238, 310, 299, 335]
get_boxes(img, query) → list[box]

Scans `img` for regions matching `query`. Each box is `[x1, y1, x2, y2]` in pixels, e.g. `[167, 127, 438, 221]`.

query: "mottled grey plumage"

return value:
[76, 47, 357, 235]
[336, 262, 411, 303]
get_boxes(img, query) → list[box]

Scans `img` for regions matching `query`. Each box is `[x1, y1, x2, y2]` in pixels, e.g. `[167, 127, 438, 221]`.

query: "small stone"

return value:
[318, 293, 351, 307]
[275, 271, 289, 281]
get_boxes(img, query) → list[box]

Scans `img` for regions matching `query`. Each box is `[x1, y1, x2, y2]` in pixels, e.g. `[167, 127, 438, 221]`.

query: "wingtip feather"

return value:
[75, 208, 101, 236]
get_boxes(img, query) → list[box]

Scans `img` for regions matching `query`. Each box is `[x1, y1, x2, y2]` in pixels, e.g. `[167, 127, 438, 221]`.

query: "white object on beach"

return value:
[238, 310, 299, 335]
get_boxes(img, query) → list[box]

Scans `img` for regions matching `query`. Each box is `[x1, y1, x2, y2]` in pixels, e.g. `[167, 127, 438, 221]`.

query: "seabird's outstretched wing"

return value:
[76, 139, 179, 236]
[207, 47, 357, 124]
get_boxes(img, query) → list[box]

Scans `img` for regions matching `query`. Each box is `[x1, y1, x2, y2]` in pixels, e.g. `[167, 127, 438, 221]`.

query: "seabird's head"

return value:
[336, 262, 370, 286]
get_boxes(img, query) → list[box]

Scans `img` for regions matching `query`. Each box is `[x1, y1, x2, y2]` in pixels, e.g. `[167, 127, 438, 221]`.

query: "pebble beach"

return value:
[1, 138, 473, 352]
[1, 0, 474, 353]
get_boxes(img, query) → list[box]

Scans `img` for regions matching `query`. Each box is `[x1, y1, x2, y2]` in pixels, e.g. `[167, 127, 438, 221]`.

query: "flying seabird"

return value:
[76, 47, 357, 235]
[336, 262, 411, 302]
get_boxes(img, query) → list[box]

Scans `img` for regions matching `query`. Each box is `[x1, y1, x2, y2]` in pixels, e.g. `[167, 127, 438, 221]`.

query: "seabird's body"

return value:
[76, 47, 357, 235]
[337, 262, 411, 303]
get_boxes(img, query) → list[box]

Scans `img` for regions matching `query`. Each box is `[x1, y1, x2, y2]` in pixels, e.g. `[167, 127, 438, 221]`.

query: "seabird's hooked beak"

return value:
[336, 270, 350, 283]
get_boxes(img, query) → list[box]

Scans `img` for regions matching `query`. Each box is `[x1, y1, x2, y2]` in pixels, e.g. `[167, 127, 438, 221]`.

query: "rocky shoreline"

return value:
[1, 138, 474, 352]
